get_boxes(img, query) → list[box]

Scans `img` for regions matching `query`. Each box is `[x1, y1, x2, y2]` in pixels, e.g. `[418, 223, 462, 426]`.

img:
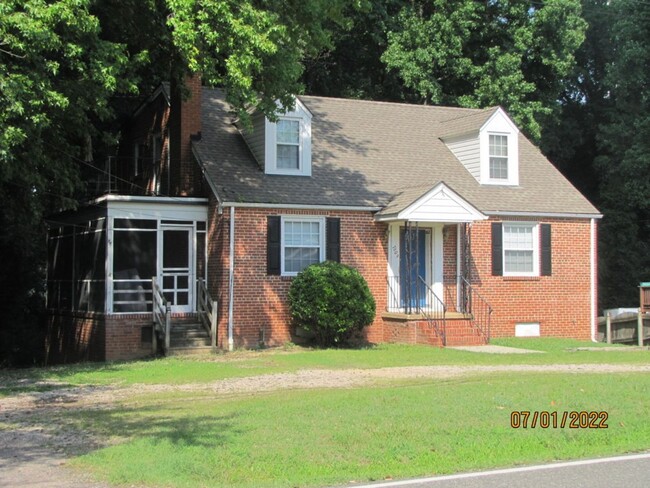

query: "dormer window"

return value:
[249, 98, 311, 176]
[479, 109, 519, 186]
[277, 119, 300, 169]
[489, 134, 508, 180]
[440, 107, 519, 186]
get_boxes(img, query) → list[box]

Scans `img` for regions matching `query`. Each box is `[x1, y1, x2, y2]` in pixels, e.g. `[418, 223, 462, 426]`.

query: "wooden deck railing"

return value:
[197, 278, 218, 350]
[152, 277, 171, 353]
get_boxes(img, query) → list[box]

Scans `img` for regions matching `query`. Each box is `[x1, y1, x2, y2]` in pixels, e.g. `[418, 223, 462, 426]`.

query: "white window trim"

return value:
[264, 99, 312, 176]
[273, 117, 303, 173]
[488, 133, 509, 180]
[479, 108, 519, 186]
[503, 222, 539, 277]
[280, 216, 325, 276]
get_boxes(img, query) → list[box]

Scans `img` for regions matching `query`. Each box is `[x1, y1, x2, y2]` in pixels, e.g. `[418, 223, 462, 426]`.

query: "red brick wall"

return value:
[207, 209, 595, 347]
[45, 312, 160, 363]
[210, 206, 387, 348]
[104, 314, 155, 361]
[169, 76, 203, 196]
[442, 224, 459, 312]
[45, 312, 106, 363]
[467, 217, 594, 339]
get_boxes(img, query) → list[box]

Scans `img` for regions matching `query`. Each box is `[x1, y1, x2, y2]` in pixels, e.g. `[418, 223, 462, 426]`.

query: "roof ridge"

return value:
[436, 106, 498, 124]
[298, 94, 482, 113]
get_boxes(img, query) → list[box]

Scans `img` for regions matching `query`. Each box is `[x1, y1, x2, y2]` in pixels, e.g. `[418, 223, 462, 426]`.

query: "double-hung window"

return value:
[503, 223, 538, 276]
[489, 134, 508, 180]
[277, 119, 301, 170]
[281, 217, 324, 275]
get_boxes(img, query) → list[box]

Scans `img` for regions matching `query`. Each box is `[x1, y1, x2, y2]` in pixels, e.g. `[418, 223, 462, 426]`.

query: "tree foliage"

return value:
[594, 0, 650, 307]
[381, 0, 587, 139]
[0, 0, 359, 364]
[0, 0, 135, 364]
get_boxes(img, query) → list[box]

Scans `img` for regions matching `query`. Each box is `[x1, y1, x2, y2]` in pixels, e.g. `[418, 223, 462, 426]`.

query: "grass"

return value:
[67, 372, 650, 488]
[0, 339, 646, 395]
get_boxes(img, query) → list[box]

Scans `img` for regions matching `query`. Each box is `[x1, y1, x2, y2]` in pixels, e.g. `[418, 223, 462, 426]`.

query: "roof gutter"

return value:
[485, 210, 603, 220]
[222, 202, 382, 212]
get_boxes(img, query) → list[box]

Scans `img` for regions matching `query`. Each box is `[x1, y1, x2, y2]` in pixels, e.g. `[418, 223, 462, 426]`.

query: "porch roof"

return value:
[375, 182, 487, 223]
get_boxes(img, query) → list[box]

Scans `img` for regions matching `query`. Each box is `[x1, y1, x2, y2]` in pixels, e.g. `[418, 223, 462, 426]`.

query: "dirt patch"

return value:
[2, 363, 650, 487]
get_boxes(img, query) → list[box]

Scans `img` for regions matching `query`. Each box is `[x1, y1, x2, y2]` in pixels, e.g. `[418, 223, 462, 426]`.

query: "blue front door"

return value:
[399, 228, 427, 310]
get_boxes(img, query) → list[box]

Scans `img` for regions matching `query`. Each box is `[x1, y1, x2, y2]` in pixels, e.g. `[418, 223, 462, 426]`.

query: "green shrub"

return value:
[288, 261, 376, 347]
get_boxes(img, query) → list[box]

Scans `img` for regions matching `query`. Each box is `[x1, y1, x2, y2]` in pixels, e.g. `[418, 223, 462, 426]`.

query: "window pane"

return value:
[284, 221, 320, 246]
[489, 135, 508, 179]
[489, 135, 508, 156]
[490, 157, 508, 179]
[285, 247, 320, 273]
[504, 225, 533, 249]
[114, 230, 157, 280]
[163, 230, 189, 269]
[505, 250, 533, 273]
[277, 120, 299, 144]
[277, 145, 299, 169]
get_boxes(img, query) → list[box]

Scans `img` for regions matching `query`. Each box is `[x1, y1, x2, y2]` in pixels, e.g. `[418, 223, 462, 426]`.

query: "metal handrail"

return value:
[458, 275, 493, 342]
[197, 278, 218, 350]
[152, 277, 171, 353]
[417, 276, 447, 346]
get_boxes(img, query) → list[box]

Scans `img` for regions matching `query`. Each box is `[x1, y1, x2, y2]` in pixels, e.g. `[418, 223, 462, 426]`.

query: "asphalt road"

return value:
[339, 453, 650, 488]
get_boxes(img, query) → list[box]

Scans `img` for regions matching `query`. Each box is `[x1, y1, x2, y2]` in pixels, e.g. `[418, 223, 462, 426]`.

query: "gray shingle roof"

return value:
[193, 88, 599, 216]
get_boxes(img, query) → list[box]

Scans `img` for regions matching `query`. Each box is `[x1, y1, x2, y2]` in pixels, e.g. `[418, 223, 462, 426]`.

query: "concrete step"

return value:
[170, 329, 209, 339]
[167, 345, 215, 356]
[171, 336, 211, 346]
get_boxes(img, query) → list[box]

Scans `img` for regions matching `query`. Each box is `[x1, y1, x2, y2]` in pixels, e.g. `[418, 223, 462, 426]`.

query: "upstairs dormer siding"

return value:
[239, 99, 312, 176]
[242, 113, 266, 168]
[444, 133, 480, 180]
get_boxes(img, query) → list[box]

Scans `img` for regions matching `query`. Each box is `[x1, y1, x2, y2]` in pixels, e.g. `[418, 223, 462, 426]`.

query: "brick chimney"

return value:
[169, 74, 202, 196]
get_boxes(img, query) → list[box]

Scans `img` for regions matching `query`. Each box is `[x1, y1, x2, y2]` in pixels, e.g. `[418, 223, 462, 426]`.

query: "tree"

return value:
[595, 0, 650, 308]
[381, 0, 587, 139]
[0, 0, 358, 364]
[0, 0, 134, 364]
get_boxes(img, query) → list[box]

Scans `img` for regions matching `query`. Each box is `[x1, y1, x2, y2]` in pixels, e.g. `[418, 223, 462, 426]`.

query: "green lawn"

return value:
[67, 372, 650, 488]
[2, 340, 648, 487]
[0, 339, 646, 395]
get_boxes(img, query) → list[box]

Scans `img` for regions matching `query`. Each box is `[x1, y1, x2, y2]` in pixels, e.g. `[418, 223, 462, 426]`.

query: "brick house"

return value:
[45, 79, 601, 361]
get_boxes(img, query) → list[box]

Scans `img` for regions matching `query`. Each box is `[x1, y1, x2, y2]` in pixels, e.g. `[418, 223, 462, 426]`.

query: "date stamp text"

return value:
[510, 411, 608, 429]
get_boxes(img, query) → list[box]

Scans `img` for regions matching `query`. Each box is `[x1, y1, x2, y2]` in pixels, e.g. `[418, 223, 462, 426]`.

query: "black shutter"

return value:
[492, 222, 503, 276]
[267, 216, 281, 275]
[326, 217, 341, 262]
[541, 223, 552, 276]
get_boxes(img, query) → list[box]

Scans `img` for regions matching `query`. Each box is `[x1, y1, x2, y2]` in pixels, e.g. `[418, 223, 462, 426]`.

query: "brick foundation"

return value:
[46, 312, 157, 363]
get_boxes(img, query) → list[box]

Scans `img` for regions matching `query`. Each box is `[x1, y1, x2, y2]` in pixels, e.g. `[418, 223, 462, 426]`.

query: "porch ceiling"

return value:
[375, 181, 487, 223]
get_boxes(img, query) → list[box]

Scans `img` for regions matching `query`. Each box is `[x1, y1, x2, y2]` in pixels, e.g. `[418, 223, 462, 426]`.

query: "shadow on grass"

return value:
[0, 357, 163, 394]
[61, 403, 243, 451]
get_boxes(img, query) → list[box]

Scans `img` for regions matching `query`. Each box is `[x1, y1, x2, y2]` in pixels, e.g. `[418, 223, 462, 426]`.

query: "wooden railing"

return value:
[197, 278, 218, 350]
[152, 277, 171, 353]
[458, 275, 493, 342]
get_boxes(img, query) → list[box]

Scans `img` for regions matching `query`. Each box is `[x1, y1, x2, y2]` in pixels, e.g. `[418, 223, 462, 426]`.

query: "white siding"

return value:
[407, 189, 481, 222]
[445, 134, 480, 181]
[241, 113, 266, 167]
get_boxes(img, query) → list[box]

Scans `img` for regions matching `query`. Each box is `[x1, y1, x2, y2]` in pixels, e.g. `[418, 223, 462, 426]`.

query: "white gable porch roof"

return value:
[375, 182, 487, 223]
